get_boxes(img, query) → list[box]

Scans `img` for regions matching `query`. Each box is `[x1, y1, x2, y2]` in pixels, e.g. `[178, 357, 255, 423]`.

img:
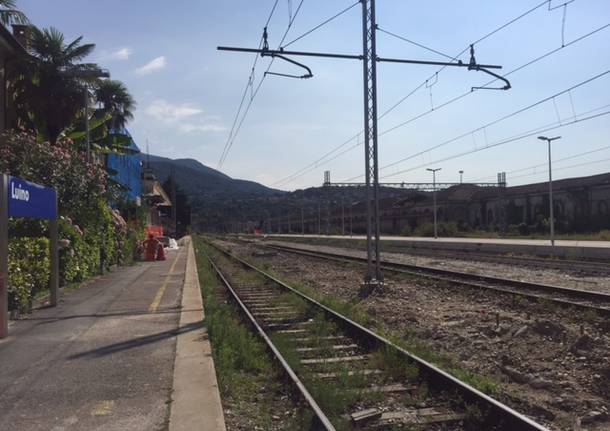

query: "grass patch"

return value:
[207, 236, 506, 427]
[253, 253, 503, 398]
[194, 238, 313, 429]
[374, 346, 419, 382]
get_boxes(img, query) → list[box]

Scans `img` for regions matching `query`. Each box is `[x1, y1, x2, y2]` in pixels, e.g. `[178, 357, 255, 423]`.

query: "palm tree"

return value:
[10, 26, 105, 143]
[0, 0, 28, 26]
[95, 80, 136, 130]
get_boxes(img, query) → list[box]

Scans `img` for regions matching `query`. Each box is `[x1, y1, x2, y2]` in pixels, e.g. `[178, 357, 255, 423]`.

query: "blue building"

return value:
[106, 129, 142, 204]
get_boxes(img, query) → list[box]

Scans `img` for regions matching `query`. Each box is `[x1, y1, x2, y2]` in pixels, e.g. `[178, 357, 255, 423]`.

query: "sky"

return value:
[17, 0, 610, 190]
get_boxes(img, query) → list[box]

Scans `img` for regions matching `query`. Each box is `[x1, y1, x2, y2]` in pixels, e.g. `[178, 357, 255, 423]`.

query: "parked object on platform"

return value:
[143, 234, 160, 262]
[156, 242, 166, 261]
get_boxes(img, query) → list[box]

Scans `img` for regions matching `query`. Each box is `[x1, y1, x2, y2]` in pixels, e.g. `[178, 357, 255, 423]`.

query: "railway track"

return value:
[204, 240, 549, 430]
[373, 246, 610, 276]
[262, 242, 610, 317]
[256, 236, 610, 275]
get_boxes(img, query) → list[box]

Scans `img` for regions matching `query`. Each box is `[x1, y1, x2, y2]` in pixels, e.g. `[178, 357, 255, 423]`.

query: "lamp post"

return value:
[537, 136, 561, 247]
[341, 197, 345, 236]
[427, 168, 441, 239]
[65, 69, 110, 162]
[350, 202, 354, 237]
[459, 170, 464, 184]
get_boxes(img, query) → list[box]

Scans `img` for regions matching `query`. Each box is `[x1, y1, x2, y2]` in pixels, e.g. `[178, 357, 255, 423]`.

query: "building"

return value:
[315, 172, 610, 235]
[142, 165, 172, 231]
[106, 128, 142, 205]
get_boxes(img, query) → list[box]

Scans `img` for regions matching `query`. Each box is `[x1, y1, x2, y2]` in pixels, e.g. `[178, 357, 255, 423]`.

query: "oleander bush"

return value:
[1, 131, 143, 312]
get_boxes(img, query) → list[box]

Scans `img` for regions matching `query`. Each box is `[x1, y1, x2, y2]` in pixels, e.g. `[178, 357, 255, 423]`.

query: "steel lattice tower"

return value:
[361, 0, 382, 283]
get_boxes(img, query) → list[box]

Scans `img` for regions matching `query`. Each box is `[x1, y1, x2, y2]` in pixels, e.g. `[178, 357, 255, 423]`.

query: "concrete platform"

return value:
[267, 234, 610, 260]
[0, 238, 225, 431]
[169, 237, 226, 431]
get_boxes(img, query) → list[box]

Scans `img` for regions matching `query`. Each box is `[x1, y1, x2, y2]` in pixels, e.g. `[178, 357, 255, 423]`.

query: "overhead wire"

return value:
[218, 0, 281, 168]
[471, 144, 610, 182]
[337, 21, 610, 181]
[510, 156, 610, 181]
[375, 69, 610, 175]
[218, 0, 306, 168]
[282, 1, 360, 49]
[380, 103, 610, 179]
[376, 27, 455, 60]
[275, 18, 609, 186]
[271, 0, 561, 186]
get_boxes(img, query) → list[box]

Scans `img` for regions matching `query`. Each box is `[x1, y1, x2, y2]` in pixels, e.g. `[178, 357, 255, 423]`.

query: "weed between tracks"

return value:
[243, 249, 503, 401]
[205, 238, 504, 429]
[194, 239, 314, 430]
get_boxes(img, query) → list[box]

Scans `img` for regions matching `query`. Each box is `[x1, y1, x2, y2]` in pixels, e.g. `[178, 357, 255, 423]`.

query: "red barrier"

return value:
[146, 225, 163, 238]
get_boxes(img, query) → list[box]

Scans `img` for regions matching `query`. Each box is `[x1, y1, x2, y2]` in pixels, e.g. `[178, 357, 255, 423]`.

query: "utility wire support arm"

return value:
[217, 46, 505, 70]
[260, 27, 313, 79]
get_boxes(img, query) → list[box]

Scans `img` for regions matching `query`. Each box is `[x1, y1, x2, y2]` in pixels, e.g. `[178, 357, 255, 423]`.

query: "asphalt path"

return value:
[0, 248, 187, 431]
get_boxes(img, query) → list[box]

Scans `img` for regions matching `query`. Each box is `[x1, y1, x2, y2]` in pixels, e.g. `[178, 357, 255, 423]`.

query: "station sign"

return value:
[7, 176, 57, 220]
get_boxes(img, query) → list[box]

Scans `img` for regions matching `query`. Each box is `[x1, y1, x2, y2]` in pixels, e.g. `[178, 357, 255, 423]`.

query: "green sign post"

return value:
[0, 174, 58, 338]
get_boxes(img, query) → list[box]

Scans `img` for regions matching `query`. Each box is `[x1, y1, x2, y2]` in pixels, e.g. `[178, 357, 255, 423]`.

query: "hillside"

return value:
[140, 154, 282, 199]
[141, 154, 420, 231]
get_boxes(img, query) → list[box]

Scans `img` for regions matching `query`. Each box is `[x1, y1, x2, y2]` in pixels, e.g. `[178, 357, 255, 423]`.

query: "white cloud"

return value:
[145, 99, 226, 134]
[146, 100, 202, 121]
[135, 56, 166, 75]
[179, 123, 226, 133]
[112, 47, 132, 60]
[96, 47, 132, 62]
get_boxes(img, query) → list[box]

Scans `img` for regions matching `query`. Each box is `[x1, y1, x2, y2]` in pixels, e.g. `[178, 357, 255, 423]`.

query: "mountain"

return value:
[140, 154, 282, 198]
[139, 154, 423, 232]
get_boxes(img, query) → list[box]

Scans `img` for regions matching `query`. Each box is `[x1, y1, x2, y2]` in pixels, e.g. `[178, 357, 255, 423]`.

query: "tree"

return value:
[10, 26, 104, 144]
[95, 79, 136, 130]
[0, 0, 28, 26]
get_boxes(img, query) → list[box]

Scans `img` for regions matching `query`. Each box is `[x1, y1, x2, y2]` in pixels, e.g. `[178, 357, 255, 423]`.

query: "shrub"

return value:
[507, 224, 520, 236]
[1, 131, 143, 306]
[0, 130, 107, 227]
[8, 237, 50, 312]
[598, 229, 610, 241]
[400, 224, 412, 236]
[517, 222, 529, 236]
[414, 222, 457, 237]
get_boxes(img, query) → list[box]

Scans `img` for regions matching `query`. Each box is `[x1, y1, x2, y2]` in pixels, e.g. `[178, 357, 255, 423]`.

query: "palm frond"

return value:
[0, 0, 29, 26]
[65, 42, 95, 62]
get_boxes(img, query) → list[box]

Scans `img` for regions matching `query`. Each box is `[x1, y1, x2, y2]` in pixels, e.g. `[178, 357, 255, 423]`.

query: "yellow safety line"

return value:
[148, 250, 182, 313]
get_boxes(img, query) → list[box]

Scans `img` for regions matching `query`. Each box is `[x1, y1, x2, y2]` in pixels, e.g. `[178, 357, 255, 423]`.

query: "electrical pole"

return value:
[427, 168, 441, 239]
[317, 199, 321, 235]
[325, 199, 330, 235]
[171, 167, 177, 237]
[350, 203, 353, 237]
[218, 0, 508, 287]
[341, 197, 345, 235]
[301, 207, 304, 235]
[362, 0, 382, 283]
[538, 136, 561, 247]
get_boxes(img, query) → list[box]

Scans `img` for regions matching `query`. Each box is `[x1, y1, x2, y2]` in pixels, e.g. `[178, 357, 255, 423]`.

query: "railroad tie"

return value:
[301, 354, 369, 365]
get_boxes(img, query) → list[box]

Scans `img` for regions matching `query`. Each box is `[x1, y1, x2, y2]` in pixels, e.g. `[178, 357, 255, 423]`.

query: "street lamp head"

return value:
[538, 136, 561, 142]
